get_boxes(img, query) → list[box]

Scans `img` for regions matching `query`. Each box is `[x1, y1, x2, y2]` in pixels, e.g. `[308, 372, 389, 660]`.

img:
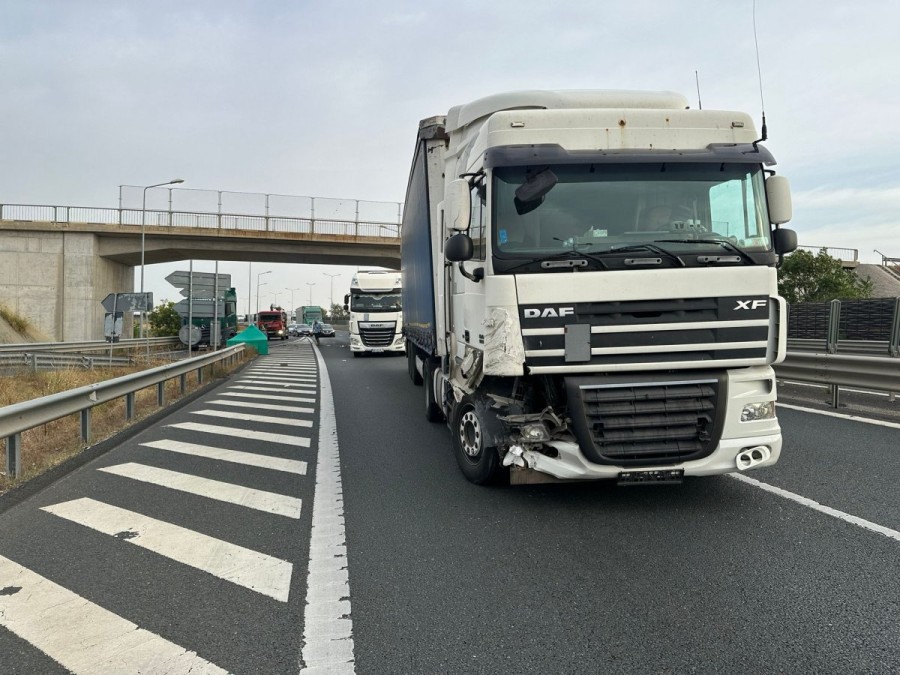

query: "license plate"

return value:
[371, 349, 384, 353]
[617, 469, 684, 486]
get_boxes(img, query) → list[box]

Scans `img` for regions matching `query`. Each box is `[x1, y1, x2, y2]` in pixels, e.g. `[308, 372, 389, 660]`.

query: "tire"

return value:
[450, 396, 503, 485]
[352, 352, 361, 358]
[408, 341, 423, 386]
[423, 358, 444, 422]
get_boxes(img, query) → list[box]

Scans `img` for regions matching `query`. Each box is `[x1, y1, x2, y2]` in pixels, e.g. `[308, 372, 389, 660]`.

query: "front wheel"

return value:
[450, 396, 503, 485]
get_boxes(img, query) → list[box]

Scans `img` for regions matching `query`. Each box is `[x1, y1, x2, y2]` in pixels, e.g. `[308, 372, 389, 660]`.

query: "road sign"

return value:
[101, 292, 153, 313]
[166, 271, 231, 290]
[103, 313, 123, 342]
[173, 299, 225, 318]
[178, 324, 201, 346]
[178, 286, 228, 299]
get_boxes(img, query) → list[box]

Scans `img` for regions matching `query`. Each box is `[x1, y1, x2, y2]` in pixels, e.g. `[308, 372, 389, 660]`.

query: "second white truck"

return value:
[344, 270, 405, 356]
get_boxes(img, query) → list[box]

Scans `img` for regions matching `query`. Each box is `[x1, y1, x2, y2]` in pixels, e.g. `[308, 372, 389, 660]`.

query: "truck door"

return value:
[450, 183, 486, 364]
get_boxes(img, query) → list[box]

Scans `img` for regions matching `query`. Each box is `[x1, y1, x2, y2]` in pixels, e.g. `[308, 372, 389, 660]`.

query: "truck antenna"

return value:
[752, 0, 768, 146]
[695, 70, 702, 110]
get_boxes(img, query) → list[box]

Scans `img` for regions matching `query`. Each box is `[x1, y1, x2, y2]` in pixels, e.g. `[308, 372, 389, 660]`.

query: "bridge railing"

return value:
[0, 203, 401, 239]
[797, 245, 859, 264]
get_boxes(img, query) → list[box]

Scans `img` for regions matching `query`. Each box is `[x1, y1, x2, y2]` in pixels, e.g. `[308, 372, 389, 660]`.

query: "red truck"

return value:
[256, 306, 289, 340]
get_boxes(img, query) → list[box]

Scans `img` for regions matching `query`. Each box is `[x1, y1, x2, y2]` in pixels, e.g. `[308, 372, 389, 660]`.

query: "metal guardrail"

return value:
[0, 203, 401, 239]
[776, 351, 900, 407]
[2, 344, 245, 479]
[0, 352, 132, 371]
[0, 337, 180, 355]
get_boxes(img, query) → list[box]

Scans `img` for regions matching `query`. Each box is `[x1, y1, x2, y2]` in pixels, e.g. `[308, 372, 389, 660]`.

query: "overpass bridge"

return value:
[0, 203, 400, 341]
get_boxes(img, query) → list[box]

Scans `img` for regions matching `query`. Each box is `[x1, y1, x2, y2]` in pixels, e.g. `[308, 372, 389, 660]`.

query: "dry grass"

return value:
[0, 304, 31, 334]
[0, 350, 254, 495]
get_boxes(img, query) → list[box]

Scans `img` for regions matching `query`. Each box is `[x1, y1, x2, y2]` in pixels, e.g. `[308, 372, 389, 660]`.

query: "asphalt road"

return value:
[1, 333, 899, 673]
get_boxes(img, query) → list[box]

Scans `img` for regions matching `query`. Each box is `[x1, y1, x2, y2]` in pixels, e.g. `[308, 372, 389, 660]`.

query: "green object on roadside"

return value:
[227, 324, 269, 354]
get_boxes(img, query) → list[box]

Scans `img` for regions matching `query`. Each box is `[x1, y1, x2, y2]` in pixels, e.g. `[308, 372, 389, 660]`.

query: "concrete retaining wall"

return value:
[0, 231, 133, 341]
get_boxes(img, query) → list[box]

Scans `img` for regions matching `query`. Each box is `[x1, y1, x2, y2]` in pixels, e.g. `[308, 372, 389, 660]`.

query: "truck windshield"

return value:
[492, 162, 772, 257]
[350, 293, 402, 312]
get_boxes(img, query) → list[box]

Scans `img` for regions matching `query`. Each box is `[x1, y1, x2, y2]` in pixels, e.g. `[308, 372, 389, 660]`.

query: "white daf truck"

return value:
[401, 90, 797, 485]
[344, 270, 405, 356]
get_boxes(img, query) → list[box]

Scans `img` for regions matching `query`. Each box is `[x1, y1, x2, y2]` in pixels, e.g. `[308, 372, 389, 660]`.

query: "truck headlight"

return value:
[519, 422, 550, 442]
[741, 401, 775, 422]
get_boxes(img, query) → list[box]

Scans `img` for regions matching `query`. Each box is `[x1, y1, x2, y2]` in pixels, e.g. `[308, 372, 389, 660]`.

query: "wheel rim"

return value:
[458, 408, 482, 458]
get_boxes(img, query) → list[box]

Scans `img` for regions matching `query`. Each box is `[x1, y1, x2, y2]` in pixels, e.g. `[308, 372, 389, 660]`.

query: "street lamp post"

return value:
[322, 273, 341, 310]
[272, 290, 282, 308]
[256, 270, 272, 316]
[140, 178, 184, 340]
[305, 282, 316, 306]
[287, 287, 301, 317]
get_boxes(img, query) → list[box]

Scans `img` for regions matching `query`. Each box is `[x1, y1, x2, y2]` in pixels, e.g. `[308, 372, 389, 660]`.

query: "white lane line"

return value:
[208, 399, 314, 414]
[222, 390, 316, 403]
[239, 379, 317, 389]
[41, 498, 294, 602]
[141, 439, 307, 475]
[169, 422, 311, 447]
[0, 554, 228, 674]
[99, 463, 303, 518]
[730, 473, 900, 543]
[300, 344, 355, 673]
[247, 367, 317, 372]
[192, 409, 314, 428]
[778, 402, 900, 430]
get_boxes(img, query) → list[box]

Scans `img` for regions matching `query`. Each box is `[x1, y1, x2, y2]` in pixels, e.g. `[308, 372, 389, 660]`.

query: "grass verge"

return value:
[0, 349, 255, 495]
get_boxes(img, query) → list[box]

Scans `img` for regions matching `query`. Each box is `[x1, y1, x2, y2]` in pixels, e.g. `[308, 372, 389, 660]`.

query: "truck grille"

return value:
[566, 374, 725, 466]
[359, 321, 396, 347]
[521, 296, 771, 371]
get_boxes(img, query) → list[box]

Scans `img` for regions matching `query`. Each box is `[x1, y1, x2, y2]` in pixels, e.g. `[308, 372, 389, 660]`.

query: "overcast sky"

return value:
[2, 0, 898, 311]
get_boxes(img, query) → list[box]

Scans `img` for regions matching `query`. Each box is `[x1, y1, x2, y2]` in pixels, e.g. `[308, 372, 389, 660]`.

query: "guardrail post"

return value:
[5, 433, 21, 479]
[81, 408, 91, 444]
[197, 366, 204, 385]
[827, 300, 841, 407]
[180, 373, 187, 395]
[890, 297, 900, 358]
[125, 393, 135, 420]
[157, 381, 165, 406]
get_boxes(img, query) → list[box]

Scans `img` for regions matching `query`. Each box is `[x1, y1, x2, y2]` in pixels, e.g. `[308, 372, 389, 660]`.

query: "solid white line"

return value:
[222, 390, 316, 403]
[300, 344, 355, 673]
[41, 498, 294, 601]
[141, 438, 307, 475]
[777, 402, 900, 430]
[99, 462, 303, 518]
[208, 399, 314, 414]
[169, 422, 311, 447]
[192, 409, 313, 428]
[730, 474, 900, 543]
[0, 554, 228, 674]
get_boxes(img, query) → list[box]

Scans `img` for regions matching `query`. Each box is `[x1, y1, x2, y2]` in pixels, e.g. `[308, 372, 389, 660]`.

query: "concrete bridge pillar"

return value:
[0, 231, 133, 341]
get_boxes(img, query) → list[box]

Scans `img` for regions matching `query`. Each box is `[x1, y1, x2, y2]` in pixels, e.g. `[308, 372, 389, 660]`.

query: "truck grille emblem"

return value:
[524, 307, 575, 319]
[734, 299, 767, 310]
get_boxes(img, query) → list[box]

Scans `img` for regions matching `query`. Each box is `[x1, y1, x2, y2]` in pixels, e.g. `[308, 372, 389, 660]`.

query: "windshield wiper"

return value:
[655, 238, 755, 264]
[607, 243, 686, 267]
[504, 246, 609, 273]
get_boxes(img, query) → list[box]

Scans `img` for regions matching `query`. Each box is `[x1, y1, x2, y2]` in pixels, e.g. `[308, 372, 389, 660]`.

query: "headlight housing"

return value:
[741, 401, 776, 422]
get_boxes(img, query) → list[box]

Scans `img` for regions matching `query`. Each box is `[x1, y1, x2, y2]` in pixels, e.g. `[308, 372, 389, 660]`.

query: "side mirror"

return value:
[773, 227, 798, 255]
[445, 232, 474, 262]
[765, 175, 792, 225]
[343, 304, 349, 311]
[446, 179, 471, 232]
